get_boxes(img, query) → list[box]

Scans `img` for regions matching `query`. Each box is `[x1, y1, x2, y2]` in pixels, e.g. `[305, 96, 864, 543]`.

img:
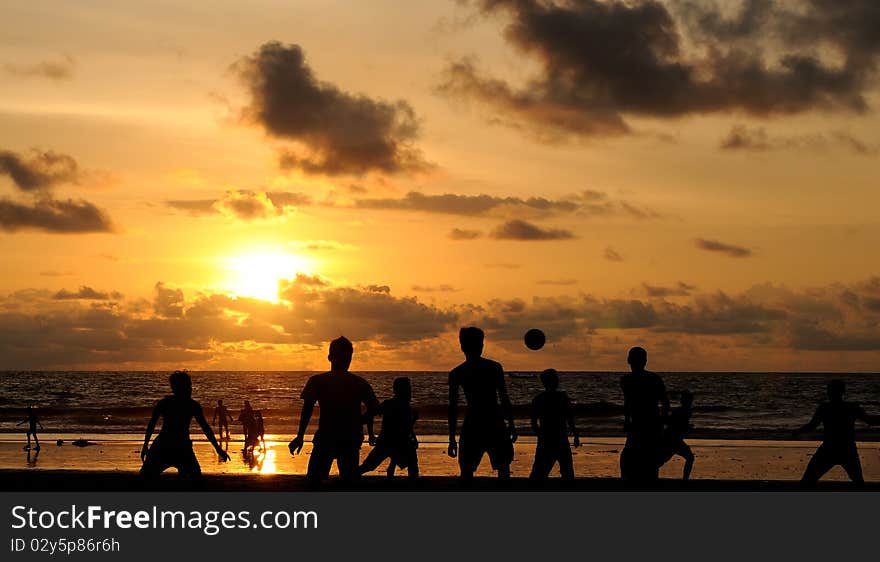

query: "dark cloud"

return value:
[449, 228, 483, 240]
[490, 219, 574, 241]
[355, 189, 657, 220]
[412, 284, 459, 293]
[0, 149, 80, 191]
[234, 41, 428, 175]
[642, 282, 696, 298]
[4, 277, 880, 368]
[53, 286, 121, 301]
[0, 148, 114, 235]
[355, 191, 577, 216]
[439, 1, 880, 139]
[0, 197, 114, 233]
[153, 282, 185, 318]
[604, 246, 624, 262]
[2, 56, 75, 81]
[165, 199, 216, 215]
[166, 190, 312, 220]
[720, 125, 877, 154]
[695, 238, 753, 258]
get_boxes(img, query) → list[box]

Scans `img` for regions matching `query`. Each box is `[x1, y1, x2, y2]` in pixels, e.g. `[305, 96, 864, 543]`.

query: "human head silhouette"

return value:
[255, 411, 263, 420]
[329, 336, 354, 371]
[827, 379, 845, 402]
[627, 347, 648, 372]
[680, 390, 694, 408]
[169, 370, 192, 398]
[540, 369, 559, 390]
[459, 327, 484, 360]
[393, 377, 412, 401]
[217, 399, 223, 406]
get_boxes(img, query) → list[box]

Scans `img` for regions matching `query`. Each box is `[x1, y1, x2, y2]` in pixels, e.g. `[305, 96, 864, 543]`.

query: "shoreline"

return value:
[3, 437, 880, 487]
[4, 470, 880, 492]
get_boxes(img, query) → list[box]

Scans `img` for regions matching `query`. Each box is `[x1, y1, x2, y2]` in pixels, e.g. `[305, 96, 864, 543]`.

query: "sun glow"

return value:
[223, 250, 313, 302]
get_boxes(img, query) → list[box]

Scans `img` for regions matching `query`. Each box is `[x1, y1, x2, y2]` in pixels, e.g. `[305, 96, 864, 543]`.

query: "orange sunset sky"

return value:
[1, 0, 879, 371]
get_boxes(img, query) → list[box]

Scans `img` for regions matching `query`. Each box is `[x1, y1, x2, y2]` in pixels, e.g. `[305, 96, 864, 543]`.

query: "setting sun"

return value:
[223, 250, 313, 302]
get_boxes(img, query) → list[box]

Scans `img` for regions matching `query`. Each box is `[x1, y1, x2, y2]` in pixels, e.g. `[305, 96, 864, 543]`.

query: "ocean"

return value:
[2, 371, 880, 440]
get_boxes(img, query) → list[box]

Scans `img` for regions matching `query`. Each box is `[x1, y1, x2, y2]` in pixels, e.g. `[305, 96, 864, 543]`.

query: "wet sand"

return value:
[3, 434, 880, 490]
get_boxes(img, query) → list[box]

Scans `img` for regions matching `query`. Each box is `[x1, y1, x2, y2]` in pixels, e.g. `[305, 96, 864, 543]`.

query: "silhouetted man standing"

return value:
[448, 327, 517, 481]
[793, 379, 880, 485]
[620, 346, 668, 483]
[289, 337, 379, 487]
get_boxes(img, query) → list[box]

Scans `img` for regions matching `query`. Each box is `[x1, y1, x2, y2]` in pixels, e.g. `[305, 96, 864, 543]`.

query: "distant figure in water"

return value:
[212, 399, 234, 439]
[360, 377, 420, 479]
[792, 380, 880, 485]
[289, 337, 379, 487]
[529, 369, 581, 483]
[17, 405, 43, 451]
[658, 390, 695, 481]
[140, 370, 230, 481]
[448, 327, 517, 481]
[253, 411, 266, 451]
[620, 346, 669, 483]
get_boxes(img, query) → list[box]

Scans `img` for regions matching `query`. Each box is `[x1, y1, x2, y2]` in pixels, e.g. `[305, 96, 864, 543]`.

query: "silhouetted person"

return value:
[448, 327, 517, 481]
[793, 380, 880, 485]
[289, 337, 379, 487]
[238, 400, 254, 452]
[529, 369, 581, 482]
[360, 377, 420, 479]
[140, 370, 230, 480]
[620, 346, 669, 483]
[212, 399, 234, 439]
[254, 411, 266, 452]
[658, 390, 695, 481]
[17, 405, 43, 451]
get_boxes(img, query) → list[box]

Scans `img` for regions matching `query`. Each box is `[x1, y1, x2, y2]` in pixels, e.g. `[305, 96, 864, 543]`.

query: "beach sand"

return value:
[3, 434, 880, 490]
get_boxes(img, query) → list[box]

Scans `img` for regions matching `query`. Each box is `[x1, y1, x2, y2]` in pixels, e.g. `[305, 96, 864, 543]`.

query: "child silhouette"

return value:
[529, 369, 581, 482]
[360, 377, 419, 479]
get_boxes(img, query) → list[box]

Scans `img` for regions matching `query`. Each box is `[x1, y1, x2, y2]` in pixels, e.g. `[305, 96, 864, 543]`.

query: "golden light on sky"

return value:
[2, 1, 880, 372]
[223, 249, 313, 303]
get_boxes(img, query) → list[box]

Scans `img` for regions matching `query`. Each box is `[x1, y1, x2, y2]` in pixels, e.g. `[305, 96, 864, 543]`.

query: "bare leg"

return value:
[841, 448, 865, 486]
[801, 445, 836, 485]
[680, 445, 694, 481]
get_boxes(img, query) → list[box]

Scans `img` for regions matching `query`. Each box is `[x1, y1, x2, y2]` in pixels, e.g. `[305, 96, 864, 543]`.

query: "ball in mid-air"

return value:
[524, 328, 546, 350]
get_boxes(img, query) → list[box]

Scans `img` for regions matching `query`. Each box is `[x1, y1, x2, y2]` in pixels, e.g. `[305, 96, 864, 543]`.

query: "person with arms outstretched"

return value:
[140, 370, 230, 481]
[448, 327, 517, 481]
[288, 337, 379, 487]
[620, 346, 669, 483]
[17, 405, 43, 451]
[360, 376, 420, 479]
[212, 399, 234, 439]
[529, 369, 581, 483]
[658, 390, 695, 481]
[793, 379, 880, 485]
